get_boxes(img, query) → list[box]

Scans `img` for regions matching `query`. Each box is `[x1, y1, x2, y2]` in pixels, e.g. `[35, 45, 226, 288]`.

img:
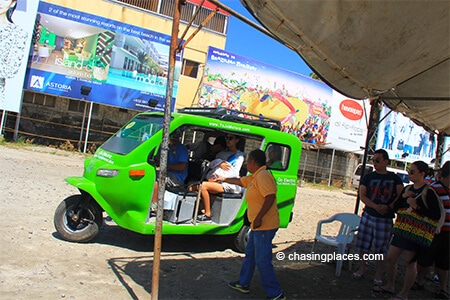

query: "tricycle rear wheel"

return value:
[54, 195, 103, 242]
[233, 225, 250, 253]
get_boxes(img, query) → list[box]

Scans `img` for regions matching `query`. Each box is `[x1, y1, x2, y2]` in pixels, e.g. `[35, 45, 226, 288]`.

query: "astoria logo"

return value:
[340, 100, 363, 121]
[46, 82, 72, 92]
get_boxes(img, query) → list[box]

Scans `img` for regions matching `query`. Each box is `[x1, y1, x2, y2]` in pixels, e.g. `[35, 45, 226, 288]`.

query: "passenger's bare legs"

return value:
[152, 182, 158, 203]
[200, 181, 224, 217]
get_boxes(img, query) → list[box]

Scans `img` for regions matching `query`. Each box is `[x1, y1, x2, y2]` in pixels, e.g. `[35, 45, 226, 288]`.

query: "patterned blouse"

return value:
[0, 22, 28, 104]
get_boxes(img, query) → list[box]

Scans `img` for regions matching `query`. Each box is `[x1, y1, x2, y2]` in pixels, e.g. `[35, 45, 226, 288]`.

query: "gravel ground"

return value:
[0, 145, 440, 299]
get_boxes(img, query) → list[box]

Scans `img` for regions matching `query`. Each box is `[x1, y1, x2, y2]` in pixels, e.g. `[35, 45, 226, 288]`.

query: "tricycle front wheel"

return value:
[54, 195, 103, 242]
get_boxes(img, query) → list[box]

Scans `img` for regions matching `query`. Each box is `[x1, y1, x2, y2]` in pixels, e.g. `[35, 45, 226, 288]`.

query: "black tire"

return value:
[233, 225, 250, 253]
[54, 195, 103, 242]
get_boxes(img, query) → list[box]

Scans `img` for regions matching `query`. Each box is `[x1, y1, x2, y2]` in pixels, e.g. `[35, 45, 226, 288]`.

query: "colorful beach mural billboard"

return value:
[24, 1, 182, 112]
[200, 46, 368, 151]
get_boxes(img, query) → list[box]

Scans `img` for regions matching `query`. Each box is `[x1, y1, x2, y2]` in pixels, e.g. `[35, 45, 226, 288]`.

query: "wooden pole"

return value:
[151, 0, 182, 299]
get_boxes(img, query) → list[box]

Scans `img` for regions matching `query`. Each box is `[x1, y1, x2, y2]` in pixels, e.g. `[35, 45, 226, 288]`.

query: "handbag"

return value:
[392, 207, 438, 247]
[392, 186, 441, 247]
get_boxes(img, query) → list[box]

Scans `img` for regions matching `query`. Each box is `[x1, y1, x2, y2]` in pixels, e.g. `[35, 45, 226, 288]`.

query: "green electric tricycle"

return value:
[54, 107, 301, 251]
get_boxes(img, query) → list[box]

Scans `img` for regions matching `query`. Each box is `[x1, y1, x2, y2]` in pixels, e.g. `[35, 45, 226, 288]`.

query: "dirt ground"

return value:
[0, 145, 442, 299]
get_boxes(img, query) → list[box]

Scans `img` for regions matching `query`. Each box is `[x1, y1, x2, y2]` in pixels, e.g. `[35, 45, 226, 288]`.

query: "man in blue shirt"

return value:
[151, 131, 188, 208]
[352, 149, 403, 285]
[166, 131, 189, 185]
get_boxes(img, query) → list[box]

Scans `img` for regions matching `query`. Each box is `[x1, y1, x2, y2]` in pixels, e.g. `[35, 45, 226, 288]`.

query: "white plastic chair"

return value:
[309, 213, 361, 276]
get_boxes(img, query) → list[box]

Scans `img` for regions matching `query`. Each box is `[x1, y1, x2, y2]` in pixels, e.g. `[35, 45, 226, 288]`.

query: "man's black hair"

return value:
[374, 149, 389, 161]
[214, 135, 226, 148]
[248, 149, 266, 166]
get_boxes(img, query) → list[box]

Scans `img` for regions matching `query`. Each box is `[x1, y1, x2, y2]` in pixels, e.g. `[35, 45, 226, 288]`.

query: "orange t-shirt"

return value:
[240, 166, 279, 230]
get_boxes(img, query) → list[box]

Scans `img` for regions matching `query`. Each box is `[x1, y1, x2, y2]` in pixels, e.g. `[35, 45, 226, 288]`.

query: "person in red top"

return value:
[414, 161, 449, 299]
[213, 149, 285, 300]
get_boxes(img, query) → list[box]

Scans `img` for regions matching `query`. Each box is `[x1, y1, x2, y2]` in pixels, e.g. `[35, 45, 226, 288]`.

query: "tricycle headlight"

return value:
[96, 169, 119, 177]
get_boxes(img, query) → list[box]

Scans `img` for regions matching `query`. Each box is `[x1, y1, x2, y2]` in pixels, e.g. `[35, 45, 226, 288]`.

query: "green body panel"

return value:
[67, 111, 302, 236]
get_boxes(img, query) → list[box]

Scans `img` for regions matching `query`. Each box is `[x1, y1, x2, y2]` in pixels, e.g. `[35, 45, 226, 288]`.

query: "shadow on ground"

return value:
[53, 220, 443, 299]
[106, 237, 441, 299]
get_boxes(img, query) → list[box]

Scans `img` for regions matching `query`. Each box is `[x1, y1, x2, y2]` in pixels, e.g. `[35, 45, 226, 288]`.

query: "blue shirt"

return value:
[361, 171, 403, 218]
[167, 142, 189, 183]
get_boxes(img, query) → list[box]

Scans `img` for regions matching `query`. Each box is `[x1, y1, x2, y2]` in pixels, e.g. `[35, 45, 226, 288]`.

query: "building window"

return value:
[68, 99, 99, 115]
[265, 143, 290, 171]
[182, 59, 200, 78]
[35, 93, 45, 105]
[23, 91, 56, 107]
[45, 96, 56, 106]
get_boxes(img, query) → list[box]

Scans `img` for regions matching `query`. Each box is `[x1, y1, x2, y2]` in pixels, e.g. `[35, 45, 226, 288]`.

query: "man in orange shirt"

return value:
[214, 149, 285, 300]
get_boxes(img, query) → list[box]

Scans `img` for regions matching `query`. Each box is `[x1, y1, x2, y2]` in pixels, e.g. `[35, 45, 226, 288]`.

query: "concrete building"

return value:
[5, 0, 229, 147]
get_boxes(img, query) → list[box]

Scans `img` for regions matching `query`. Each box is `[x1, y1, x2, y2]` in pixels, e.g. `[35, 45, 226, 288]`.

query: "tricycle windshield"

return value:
[101, 114, 164, 155]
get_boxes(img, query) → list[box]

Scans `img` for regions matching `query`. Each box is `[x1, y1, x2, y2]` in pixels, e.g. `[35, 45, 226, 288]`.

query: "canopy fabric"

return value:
[241, 0, 450, 135]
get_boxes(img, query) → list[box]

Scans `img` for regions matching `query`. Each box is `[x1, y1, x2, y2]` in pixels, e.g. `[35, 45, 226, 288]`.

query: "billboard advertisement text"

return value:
[24, 1, 182, 111]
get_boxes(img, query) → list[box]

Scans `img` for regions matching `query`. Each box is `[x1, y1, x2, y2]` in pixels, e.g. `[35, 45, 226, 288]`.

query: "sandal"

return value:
[352, 272, 364, 279]
[197, 214, 212, 222]
[373, 279, 383, 286]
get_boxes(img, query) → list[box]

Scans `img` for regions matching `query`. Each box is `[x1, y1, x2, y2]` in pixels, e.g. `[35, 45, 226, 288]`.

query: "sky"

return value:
[220, 0, 313, 77]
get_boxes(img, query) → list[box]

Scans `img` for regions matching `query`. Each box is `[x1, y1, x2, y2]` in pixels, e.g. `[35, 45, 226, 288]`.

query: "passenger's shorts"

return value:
[156, 171, 184, 188]
[418, 231, 449, 270]
[222, 182, 242, 194]
[166, 172, 184, 187]
[355, 211, 393, 255]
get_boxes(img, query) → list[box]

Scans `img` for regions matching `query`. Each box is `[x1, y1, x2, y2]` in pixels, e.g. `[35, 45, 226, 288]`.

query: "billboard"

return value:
[326, 91, 369, 152]
[376, 105, 437, 164]
[0, 0, 40, 113]
[24, 1, 182, 112]
[200, 46, 368, 151]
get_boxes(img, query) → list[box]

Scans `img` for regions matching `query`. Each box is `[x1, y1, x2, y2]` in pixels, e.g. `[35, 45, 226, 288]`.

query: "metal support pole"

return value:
[78, 100, 87, 151]
[13, 113, 20, 142]
[328, 148, 335, 186]
[83, 101, 94, 153]
[0, 110, 6, 137]
[313, 148, 320, 183]
[354, 98, 381, 214]
[301, 152, 307, 182]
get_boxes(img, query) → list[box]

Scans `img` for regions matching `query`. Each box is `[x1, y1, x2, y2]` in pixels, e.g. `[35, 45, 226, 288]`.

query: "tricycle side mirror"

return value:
[147, 148, 158, 165]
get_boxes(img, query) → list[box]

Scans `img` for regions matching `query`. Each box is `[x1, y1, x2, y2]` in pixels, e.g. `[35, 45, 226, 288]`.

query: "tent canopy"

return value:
[241, 0, 450, 135]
